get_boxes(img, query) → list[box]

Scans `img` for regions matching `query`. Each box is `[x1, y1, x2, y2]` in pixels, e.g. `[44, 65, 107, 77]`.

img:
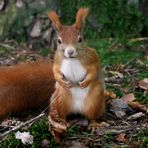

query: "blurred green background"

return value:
[0, 0, 147, 47]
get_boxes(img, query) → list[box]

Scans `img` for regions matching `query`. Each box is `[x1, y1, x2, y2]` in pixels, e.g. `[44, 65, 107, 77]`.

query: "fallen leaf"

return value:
[121, 93, 147, 112]
[127, 112, 145, 120]
[139, 78, 148, 90]
[0, 119, 21, 127]
[116, 133, 127, 142]
[111, 99, 129, 110]
[15, 131, 33, 145]
[110, 99, 133, 118]
[121, 93, 135, 103]
[128, 101, 148, 112]
[105, 90, 116, 104]
[115, 111, 126, 118]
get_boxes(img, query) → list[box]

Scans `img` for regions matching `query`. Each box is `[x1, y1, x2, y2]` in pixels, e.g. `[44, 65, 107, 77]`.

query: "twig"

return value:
[123, 56, 137, 68]
[0, 43, 15, 50]
[0, 112, 45, 140]
[127, 112, 145, 120]
[107, 39, 119, 50]
[129, 37, 148, 43]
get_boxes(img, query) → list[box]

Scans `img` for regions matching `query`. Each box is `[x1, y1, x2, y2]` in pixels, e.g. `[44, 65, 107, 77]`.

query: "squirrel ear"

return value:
[48, 11, 62, 31]
[73, 8, 89, 32]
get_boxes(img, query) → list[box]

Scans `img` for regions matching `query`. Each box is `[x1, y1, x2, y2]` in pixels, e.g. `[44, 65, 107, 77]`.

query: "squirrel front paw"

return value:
[57, 74, 72, 89]
[79, 79, 90, 88]
[58, 79, 72, 89]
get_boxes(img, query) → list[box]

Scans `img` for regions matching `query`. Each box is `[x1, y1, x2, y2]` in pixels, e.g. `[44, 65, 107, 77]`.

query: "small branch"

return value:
[0, 43, 15, 50]
[123, 56, 137, 68]
[107, 39, 119, 50]
[129, 37, 148, 43]
[0, 113, 45, 140]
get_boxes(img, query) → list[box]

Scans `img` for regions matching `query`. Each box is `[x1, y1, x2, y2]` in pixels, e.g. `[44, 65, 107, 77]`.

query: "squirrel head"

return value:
[48, 8, 89, 58]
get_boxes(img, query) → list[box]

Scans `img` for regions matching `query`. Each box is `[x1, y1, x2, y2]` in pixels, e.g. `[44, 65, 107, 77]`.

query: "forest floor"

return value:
[0, 39, 147, 147]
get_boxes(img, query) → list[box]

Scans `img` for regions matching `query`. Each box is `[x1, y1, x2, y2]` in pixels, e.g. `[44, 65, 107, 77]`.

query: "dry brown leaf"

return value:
[90, 121, 110, 133]
[139, 78, 148, 90]
[116, 133, 127, 142]
[105, 90, 116, 99]
[128, 101, 148, 112]
[121, 93, 147, 112]
[121, 93, 135, 103]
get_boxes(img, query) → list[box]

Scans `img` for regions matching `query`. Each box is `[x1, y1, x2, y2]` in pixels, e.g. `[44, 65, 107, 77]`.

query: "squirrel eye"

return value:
[78, 36, 82, 43]
[57, 37, 62, 44]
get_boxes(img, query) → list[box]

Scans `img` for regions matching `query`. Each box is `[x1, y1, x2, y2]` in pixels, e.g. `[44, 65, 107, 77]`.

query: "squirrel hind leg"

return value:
[49, 115, 67, 144]
[83, 85, 105, 120]
[48, 88, 71, 143]
[83, 84, 105, 133]
[48, 108, 68, 144]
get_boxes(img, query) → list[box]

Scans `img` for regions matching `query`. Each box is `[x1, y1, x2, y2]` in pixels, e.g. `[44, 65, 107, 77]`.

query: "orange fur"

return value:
[0, 61, 55, 118]
[48, 11, 62, 30]
[51, 47, 105, 119]
[48, 8, 105, 143]
[74, 8, 89, 31]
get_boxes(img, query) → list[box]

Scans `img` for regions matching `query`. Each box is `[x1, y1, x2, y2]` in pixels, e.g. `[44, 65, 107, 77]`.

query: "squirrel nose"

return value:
[68, 50, 74, 56]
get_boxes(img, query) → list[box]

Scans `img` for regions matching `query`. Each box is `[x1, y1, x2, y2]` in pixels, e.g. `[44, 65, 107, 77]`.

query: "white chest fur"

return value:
[60, 59, 90, 113]
[60, 59, 86, 83]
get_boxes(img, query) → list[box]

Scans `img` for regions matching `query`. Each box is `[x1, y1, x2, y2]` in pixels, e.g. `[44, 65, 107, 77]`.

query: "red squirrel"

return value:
[48, 8, 105, 143]
[0, 61, 55, 118]
[0, 9, 114, 122]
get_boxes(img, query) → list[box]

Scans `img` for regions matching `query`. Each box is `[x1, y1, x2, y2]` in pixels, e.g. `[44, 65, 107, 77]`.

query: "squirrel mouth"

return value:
[64, 55, 76, 59]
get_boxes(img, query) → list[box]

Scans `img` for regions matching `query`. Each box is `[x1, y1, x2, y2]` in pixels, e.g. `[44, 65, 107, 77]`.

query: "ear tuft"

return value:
[74, 8, 89, 31]
[48, 11, 62, 30]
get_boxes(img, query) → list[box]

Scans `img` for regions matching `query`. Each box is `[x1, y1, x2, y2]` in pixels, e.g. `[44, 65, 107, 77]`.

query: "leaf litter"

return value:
[0, 43, 147, 147]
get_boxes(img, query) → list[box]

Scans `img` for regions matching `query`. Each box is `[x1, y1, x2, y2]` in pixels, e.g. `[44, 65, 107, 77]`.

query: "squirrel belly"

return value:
[60, 58, 90, 113]
[70, 86, 90, 113]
